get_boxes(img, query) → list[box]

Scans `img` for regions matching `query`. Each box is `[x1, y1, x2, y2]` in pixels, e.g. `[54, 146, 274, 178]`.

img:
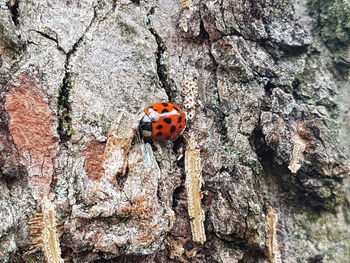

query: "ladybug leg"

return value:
[135, 127, 142, 143]
[177, 145, 184, 161]
[172, 135, 186, 161]
[153, 140, 163, 156]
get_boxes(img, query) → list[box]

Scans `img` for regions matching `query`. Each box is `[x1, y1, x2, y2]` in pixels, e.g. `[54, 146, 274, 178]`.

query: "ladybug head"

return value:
[139, 114, 152, 138]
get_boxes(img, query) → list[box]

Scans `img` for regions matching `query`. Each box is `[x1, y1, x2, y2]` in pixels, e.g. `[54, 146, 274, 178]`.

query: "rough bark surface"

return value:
[0, 0, 349, 262]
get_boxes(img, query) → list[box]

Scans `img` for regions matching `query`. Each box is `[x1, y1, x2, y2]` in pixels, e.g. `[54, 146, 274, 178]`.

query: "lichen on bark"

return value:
[309, 0, 350, 75]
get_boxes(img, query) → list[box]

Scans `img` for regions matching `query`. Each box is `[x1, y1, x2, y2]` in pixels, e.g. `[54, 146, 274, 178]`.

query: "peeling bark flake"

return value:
[102, 111, 137, 182]
[288, 132, 307, 174]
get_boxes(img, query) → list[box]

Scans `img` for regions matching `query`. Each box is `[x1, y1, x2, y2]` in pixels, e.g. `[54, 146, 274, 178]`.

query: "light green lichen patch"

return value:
[309, 0, 350, 75]
[293, 204, 350, 262]
[57, 77, 75, 141]
[292, 54, 340, 119]
[251, 161, 264, 175]
[316, 0, 350, 49]
[274, 0, 294, 15]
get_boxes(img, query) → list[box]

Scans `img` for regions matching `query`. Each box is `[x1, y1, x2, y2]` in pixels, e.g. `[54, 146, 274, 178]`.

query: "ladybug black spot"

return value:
[179, 125, 182, 129]
[170, 125, 176, 133]
[162, 109, 169, 113]
[156, 132, 163, 137]
[162, 103, 169, 107]
[164, 118, 172, 124]
[178, 116, 182, 123]
[156, 124, 163, 129]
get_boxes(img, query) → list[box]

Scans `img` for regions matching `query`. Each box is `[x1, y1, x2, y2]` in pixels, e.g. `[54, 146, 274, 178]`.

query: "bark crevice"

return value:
[32, 30, 66, 54]
[57, 7, 98, 142]
[146, 7, 175, 100]
[6, 0, 19, 26]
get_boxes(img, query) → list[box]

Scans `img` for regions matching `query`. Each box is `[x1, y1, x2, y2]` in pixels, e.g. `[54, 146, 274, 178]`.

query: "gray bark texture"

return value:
[0, 0, 350, 262]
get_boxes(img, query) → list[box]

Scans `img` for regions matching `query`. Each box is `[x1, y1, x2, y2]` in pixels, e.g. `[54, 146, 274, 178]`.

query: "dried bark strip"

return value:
[185, 134, 206, 244]
[182, 78, 206, 244]
[264, 208, 282, 263]
[29, 197, 64, 263]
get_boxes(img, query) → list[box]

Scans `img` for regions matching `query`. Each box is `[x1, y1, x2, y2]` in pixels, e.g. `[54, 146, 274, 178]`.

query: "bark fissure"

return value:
[6, 0, 20, 26]
[146, 7, 174, 100]
[32, 30, 66, 54]
[198, 8, 230, 144]
[208, 49, 229, 144]
[57, 7, 98, 142]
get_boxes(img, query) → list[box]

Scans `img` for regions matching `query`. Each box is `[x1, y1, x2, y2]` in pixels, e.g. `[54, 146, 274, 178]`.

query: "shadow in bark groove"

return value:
[146, 7, 176, 101]
[250, 125, 342, 212]
[250, 126, 297, 198]
[57, 6, 98, 143]
[6, 0, 19, 26]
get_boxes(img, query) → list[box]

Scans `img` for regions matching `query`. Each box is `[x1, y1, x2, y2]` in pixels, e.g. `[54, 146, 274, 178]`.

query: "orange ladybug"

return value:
[140, 102, 186, 141]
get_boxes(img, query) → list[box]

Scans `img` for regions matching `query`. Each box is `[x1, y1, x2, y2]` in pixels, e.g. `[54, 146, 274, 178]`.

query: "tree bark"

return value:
[0, 0, 349, 262]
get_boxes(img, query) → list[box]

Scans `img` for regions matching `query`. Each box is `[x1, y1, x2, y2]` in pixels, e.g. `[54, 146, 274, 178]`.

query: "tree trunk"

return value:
[1, 0, 349, 262]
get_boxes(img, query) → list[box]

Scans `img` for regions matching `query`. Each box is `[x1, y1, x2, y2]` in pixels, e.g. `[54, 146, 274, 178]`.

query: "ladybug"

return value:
[139, 102, 186, 141]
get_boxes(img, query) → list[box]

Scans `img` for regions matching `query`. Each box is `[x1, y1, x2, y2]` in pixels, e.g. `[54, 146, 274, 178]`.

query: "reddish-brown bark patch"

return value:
[4, 73, 58, 199]
[83, 140, 106, 180]
[119, 196, 155, 220]
[137, 223, 161, 244]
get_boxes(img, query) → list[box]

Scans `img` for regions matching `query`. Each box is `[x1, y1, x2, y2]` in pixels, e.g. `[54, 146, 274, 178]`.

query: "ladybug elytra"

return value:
[140, 102, 187, 141]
